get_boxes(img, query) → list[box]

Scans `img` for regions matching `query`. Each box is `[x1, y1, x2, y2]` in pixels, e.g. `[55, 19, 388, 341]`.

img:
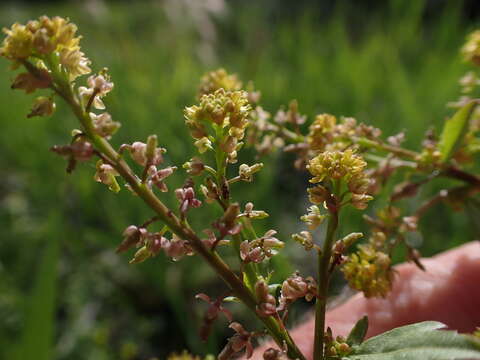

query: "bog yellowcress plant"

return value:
[2, 16, 480, 360]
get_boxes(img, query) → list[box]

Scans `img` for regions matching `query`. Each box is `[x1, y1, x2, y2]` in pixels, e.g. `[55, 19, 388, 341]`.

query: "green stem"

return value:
[313, 210, 339, 360]
[355, 137, 419, 159]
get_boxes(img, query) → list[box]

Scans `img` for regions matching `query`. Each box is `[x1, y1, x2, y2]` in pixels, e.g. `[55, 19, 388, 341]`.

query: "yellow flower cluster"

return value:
[1, 16, 90, 80]
[308, 149, 366, 183]
[462, 30, 480, 66]
[307, 113, 337, 151]
[198, 68, 242, 96]
[341, 242, 393, 298]
[324, 330, 352, 358]
[184, 88, 251, 160]
[307, 114, 381, 154]
[307, 150, 373, 209]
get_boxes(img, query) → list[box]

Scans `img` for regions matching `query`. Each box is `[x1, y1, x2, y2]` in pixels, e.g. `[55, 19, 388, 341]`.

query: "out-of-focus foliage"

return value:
[0, 0, 478, 358]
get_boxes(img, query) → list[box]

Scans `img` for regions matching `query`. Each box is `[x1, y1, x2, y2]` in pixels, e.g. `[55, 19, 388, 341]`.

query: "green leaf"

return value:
[438, 101, 477, 162]
[347, 316, 369, 346]
[346, 321, 480, 360]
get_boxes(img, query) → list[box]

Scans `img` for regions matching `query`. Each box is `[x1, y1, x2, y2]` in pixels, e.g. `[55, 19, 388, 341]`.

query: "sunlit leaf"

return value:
[438, 101, 477, 162]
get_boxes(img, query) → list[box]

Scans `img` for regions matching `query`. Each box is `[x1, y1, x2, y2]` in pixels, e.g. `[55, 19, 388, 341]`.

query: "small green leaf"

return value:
[347, 316, 369, 346]
[345, 321, 480, 360]
[438, 101, 477, 162]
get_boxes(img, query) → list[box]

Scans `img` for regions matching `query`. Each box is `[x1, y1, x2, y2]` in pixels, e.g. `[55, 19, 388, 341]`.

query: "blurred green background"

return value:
[1, 0, 479, 359]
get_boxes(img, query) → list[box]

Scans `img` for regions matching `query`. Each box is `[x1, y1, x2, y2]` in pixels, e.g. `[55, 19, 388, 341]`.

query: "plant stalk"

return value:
[313, 210, 339, 360]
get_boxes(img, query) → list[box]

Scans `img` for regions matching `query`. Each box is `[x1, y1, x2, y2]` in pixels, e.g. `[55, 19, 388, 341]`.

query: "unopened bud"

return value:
[11, 71, 51, 94]
[307, 185, 329, 204]
[239, 163, 264, 181]
[28, 96, 55, 118]
[194, 137, 213, 153]
[220, 136, 237, 154]
[223, 203, 240, 224]
[146, 134, 158, 163]
[292, 231, 314, 251]
[341, 232, 363, 248]
[70, 139, 94, 162]
[183, 157, 205, 176]
[33, 28, 55, 54]
[129, 246, 151, 264]
[117, 225, 145, 253]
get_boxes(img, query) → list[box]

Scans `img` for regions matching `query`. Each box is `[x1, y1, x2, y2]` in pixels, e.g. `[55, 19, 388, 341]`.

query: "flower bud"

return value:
[129, 246, 151, 264]
[94, 160, 120, 193]
[238, 163, 264, 182]
[33, 28, 55, 54]
[194, 137, 213, 153]
[351, 193, 373, 210]
[70, 139, 94, 162]
[130, 142, 147, 165]
[307, 185, 329, 204]
[27, 96, 56, 118]
[292, 231, 314, 251]
[183, 157, 205, 176]
[300, 205, 325, 230]
[281, 274, 308, 301]
[146, 134, 158, 164]
[263, 348, 288, 360]
[220, 136, 237, 154]
[116, 225, 146, 253]
[341, 232, 363, 248]
[241, 202, 269, 219]
[255, 280, 277, 317]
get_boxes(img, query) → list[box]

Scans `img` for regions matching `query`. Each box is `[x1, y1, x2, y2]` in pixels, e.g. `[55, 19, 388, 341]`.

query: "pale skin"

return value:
[251, 241, 480, 359]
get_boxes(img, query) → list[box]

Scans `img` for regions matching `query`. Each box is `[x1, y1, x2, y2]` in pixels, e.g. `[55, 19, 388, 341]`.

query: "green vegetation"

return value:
[0, 1, 477, 359]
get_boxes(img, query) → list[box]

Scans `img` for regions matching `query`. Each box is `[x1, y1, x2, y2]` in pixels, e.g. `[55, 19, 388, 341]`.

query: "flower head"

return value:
[341, 243, 393, 298]
[1, 16, 90, 79]
[185, 89, 251, 158]
[307, 149, 373, 209]
[308, 149, 366, 183]
[198, 68, 242, 96]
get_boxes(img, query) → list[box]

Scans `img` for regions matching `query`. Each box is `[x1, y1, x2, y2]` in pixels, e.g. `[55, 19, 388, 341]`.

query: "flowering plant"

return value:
[2, 16, 480, 360]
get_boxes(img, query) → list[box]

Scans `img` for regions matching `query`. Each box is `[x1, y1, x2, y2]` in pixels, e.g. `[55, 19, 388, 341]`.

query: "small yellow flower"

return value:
[342, 244, 393, 298]
[0, 23, 34, 60]
[307, 149, 367, 183]
[198, 68, 242, 96]
[307, 113, 337, 151]
[1, 16, 91, 80]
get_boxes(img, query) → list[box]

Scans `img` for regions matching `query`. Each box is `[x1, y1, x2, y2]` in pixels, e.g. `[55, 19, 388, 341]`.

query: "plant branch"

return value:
[313, 209, 339, 360]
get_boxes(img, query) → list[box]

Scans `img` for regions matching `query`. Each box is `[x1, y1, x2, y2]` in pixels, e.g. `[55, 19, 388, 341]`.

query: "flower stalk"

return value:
[313, 208, 339, 360]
